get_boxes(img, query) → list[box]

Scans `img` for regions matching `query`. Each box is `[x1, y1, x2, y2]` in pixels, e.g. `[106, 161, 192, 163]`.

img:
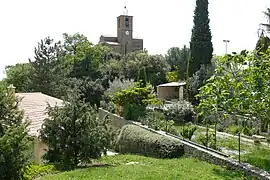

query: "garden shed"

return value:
[157, 82, 186, 101]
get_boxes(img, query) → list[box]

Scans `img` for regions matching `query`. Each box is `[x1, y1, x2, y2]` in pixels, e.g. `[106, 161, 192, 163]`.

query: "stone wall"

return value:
[99, 108, 270, 180]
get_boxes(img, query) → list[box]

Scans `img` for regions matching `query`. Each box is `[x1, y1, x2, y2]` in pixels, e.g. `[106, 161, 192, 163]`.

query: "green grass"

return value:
[242, 147, 270, 172]
[40, 155, 250, 180]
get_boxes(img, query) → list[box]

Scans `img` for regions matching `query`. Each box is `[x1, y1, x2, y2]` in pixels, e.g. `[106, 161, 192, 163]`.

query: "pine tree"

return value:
[29, 37, 62, 96]
[189, 0, 213, 76]
[40, 88, 110, 167]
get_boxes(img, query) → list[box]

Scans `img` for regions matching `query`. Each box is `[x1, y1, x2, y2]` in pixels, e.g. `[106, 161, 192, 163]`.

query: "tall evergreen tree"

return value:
[261, 8, 270, 33]
[189, 0, 213, 76]
[29, 37, 63, 96]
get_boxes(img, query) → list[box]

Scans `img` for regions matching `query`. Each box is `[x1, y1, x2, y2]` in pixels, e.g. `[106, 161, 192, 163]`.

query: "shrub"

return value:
[112, 82, 161, 121]
[123, 103, 146, 121]
[23, 164, 57, 180]
[242, 127, 253, 136]
[164, 101, 195, 124]
[197, 132, 215, 149]
[139, 110, 178, 134]
[180, 124, 197, 140]
[225, 125, 242, 135]
[0, 87, 32, 180]
[104, 78, 135, 98]
[100, 100, 116, 113]
[115, 125, 184, 158]
[166, 71, 179, 82]
[40, 90, 110, 166]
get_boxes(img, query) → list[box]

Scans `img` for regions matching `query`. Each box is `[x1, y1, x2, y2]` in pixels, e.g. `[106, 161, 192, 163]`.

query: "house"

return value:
[15, 91, 64, 164]
[157, 82, 186, 102]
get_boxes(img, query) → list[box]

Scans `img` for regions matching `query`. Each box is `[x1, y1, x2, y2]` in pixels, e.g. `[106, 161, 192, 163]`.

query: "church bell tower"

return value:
[117, 6, 133, 54]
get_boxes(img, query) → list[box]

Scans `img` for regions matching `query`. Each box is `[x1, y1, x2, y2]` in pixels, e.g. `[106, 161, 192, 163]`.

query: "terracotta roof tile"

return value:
[16, 92, 64, 136]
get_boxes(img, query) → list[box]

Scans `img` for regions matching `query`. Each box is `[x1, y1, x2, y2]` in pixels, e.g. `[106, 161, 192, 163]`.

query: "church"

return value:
[99, 7, 143, 54]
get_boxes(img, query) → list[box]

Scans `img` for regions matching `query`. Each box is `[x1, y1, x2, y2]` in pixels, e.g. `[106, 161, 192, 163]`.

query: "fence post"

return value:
[238, 132, 241, 163]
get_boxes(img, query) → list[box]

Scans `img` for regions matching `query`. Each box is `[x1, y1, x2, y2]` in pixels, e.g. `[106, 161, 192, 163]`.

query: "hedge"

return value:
[115, 124, 184, 158]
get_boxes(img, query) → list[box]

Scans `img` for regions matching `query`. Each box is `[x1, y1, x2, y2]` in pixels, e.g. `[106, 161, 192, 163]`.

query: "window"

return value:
[125, 17, 129, 28]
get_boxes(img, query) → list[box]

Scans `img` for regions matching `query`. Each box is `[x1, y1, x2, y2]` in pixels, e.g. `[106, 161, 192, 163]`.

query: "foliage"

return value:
[261, 8, 270, 33]
[139, 110, 177, 134]
[40, 155, 249, 180]
[100, 100, 116, 113]
[179, 124, 197, 140]
[4, 63, 34, 92]
[0, 87, 32, 180]
[112, 82, 161, 120]
[241, 127, 254, 136]
[166, 46, 190, 79]
[23, 164, 57, 180]
[166, 71, 179, 82]
[196, 50, 270, 134]
[115, 125, 184, 158]
[164, 101, 195, 124]
[197, 132, 216, 149]
[104, 78, 134, 98]
[122, 51, 169, 87]
[189, 0, 213, 76]
[225, 125, 242, 135]
[29, 37, 63, 97]
[255, 34, 270, 54]
[40, 89, 110, 166]
[242, 147, 270, 172]
[137, 67, 147, 87]
[189, 64, 214, 105]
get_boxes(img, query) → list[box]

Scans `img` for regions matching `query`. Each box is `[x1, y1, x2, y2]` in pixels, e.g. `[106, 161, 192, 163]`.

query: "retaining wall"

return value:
[99, 108, 270, 180]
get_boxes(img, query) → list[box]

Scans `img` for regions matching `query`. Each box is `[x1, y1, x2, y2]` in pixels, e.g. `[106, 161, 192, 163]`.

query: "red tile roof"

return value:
[16, 92, 64, 136]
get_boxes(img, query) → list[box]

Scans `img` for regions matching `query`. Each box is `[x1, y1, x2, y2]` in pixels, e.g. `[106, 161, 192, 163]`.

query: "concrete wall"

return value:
[33, 138, 48, 164]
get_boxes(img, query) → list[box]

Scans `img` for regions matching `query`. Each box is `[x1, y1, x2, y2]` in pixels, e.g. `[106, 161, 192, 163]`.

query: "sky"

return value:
[0, 0, 269, 79]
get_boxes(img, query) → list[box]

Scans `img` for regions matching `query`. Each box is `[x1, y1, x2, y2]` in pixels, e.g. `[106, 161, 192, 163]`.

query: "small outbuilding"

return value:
[157, 82, 186, 102]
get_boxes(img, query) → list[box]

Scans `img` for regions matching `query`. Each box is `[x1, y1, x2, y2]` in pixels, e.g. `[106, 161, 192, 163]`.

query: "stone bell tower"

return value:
[99, 5, 143, 54]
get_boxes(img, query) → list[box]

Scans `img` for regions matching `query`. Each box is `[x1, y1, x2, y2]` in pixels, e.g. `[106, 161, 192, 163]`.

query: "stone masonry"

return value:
[99, 14, 143, 54]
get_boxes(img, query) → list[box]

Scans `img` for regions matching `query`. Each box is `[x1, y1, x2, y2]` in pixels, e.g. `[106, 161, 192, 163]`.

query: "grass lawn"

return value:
[40, 154, 249, 180]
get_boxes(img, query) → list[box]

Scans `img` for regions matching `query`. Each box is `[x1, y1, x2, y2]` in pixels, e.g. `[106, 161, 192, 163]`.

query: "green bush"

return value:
[112, 82, 161, 121]
[242, 127, 253, 136]
[0, 88, 33, 180]
[225, 125, 242, 135]
[164, 101, 195, 124]
[180, 124, 197, 140]
[197, 132, 216, 149]
[139, 110, 177, 134]
[123, 103, 146, 121]
[23, 164, 57, 180]
[115, 125, 184, 158]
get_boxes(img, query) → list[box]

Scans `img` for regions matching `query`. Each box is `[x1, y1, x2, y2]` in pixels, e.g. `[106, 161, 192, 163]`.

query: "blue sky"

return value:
[0, 0, 269, 79]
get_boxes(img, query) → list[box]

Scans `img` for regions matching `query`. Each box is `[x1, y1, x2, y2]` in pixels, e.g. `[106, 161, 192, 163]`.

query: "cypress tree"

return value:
[189, 0, 213, 76]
